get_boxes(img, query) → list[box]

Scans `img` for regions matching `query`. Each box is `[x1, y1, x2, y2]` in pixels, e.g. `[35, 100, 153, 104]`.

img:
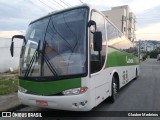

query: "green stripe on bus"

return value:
[106, 47, 139, 67]
[19, 78, 81, 95]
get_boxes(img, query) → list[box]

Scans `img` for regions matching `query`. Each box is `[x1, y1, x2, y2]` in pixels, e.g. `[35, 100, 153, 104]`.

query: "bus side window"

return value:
[107, 22, 119, 40]
[90, 11, 106, 74]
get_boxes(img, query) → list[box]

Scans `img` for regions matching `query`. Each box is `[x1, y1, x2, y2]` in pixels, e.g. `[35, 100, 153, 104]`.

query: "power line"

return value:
[63, 0, 72, 7]
[51, 0, 66, 9]
[137, 14, 160, 17]
[38, 0, 55, 10]
[59, 0, 70, 7]
[47, 0, 61, 9]
[27, 0, 49, 12]
[135, 33, 160, 34]
[137, 18, 160, 20]
[79, 0, 84, 4]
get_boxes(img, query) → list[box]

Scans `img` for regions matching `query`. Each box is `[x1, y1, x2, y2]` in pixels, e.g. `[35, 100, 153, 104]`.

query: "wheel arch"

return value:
[112, 72, 120, 91]
[108, 70, 120, 102]
[110, 70, 120, 92]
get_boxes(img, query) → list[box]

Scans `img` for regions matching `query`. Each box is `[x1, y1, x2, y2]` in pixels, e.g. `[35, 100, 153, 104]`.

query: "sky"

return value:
[0, 0, 160, 40]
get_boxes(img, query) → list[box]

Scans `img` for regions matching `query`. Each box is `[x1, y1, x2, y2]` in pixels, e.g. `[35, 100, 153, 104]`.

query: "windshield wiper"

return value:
[42, 41, 60, 79]
[24, 41, 60, 79]
[24, 41, 40, 77]
[43, 54, 59, 79]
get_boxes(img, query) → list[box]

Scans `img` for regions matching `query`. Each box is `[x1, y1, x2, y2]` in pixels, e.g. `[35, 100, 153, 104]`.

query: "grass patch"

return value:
[0, 75, 18, 95]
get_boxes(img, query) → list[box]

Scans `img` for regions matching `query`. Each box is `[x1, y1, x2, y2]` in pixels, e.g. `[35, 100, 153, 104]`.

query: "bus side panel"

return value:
[89, 69, 111, 107]
[107, 65, 139, 89]
[95, 83, 109, 106]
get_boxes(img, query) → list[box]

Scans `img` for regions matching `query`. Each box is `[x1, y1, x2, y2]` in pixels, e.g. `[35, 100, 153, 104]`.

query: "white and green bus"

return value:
[10, 5, 139, 111]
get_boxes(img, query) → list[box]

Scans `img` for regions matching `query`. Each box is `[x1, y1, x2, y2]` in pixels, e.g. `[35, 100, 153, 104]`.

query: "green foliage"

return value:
[150, 50, 160, 58]
[0, 79, 18, 95]
[0, 76, 18, 95]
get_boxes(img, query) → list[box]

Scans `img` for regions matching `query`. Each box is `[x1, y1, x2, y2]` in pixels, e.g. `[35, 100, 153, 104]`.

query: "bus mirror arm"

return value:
[10, 35, 26, 57]
[12, 35, 26, 44]
[88, 20, 96, 33]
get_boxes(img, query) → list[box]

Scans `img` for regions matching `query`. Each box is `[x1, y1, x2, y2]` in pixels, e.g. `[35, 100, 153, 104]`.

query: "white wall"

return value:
[0, 38, 23, 73]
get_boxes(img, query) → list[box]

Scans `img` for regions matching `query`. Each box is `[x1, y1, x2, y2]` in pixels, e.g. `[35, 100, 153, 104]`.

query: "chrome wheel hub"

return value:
[113, 83, 117, 96]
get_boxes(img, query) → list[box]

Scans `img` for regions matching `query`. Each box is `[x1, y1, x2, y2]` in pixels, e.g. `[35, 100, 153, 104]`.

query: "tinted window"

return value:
[108, 35, 137, 56]
[20, 18, 50, 77]
[107, 22, 121, 40]
[25, 18, 50, 42]
[90, 11, 106, 74]
[43, 8, 88, 76]
[106, 21, 138, 56]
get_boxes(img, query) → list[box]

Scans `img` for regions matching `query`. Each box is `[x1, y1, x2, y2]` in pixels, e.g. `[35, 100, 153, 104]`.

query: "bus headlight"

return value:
[62, 87, 88, 95]
[19, 86, 28, 93]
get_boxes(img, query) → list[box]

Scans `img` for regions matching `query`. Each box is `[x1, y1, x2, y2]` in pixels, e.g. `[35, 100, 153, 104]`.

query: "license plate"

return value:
[36, 100, 48, 106]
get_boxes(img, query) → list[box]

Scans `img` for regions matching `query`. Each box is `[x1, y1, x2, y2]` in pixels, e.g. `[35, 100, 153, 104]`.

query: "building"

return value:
[102, 5, 136, 42]
[134, 40, 160, 52]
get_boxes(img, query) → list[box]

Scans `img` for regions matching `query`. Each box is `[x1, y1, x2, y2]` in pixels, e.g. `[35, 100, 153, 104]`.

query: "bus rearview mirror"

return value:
[10, 41, 14, 57]
[93, 31, 102, 51]
[10, 35, 26, 57]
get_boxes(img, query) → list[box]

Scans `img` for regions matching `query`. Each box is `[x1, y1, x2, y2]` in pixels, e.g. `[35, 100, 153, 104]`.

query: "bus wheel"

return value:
[135, 69, 138, 80]
[109, 76, 118, 103]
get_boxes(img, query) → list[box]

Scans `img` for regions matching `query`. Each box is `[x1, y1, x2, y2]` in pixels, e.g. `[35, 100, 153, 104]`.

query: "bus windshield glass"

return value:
[20, 7, 88, 78]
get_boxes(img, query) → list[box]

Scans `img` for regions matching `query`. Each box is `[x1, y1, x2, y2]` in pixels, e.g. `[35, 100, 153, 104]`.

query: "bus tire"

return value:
[109, 76, 118, 103]
[135, 69, 138, 80]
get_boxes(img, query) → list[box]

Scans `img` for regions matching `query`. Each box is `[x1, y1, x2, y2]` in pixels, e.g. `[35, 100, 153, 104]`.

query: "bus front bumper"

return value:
[18, 91, 92, 111]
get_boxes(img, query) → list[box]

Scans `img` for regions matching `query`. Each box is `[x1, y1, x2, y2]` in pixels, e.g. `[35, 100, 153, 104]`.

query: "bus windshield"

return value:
[20, 7, 88, 79]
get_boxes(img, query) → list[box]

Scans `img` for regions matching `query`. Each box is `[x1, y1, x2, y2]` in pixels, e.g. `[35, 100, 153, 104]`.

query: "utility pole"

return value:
[138, 40, 141, 62]
[121, 15, 124, 33]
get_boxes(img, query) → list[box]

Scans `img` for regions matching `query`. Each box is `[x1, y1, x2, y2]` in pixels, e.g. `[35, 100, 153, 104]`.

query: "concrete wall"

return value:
[0, 38, 23, 73]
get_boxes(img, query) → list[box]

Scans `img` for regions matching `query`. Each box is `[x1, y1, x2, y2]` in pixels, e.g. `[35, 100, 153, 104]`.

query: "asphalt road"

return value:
[2, 59, 160, 120]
